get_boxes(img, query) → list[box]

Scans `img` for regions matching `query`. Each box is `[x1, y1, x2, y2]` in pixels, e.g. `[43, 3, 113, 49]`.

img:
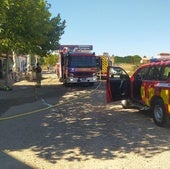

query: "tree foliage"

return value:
[114, 55, 141, 64]
[0, 0, 66, 55]
[41, 15, 66, 55]
[0, 0, 65, 85]
[42, 54, 58, 66]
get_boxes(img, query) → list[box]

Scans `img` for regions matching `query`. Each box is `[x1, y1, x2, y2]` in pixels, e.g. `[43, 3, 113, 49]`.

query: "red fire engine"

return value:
[57, 45, 97, 86]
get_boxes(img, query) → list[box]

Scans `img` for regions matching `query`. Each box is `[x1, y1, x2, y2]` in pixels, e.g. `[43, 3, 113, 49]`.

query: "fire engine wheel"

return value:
[152, 99, 166, 127]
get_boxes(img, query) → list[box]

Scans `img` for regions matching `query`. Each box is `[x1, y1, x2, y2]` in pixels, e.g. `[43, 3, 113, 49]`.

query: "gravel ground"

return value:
[0, 73, 170, 169]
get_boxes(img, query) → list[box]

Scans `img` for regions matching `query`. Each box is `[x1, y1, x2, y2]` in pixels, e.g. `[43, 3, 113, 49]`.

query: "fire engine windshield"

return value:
[69, 55, 96, 68]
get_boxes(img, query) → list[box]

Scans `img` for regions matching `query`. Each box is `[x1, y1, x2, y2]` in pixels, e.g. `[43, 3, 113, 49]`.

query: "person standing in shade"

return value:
[35, 63, 42, 87]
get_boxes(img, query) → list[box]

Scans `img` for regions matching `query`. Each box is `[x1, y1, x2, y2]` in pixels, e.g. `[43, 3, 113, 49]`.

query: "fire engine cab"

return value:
[106, 57, 170, 127]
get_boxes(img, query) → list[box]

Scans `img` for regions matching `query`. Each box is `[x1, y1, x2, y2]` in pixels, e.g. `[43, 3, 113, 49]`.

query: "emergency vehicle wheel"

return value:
[152, 99, 166, 127]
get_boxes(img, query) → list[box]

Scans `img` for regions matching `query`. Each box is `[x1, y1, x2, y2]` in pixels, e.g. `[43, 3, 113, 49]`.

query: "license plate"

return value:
[80, 78, 86, 81]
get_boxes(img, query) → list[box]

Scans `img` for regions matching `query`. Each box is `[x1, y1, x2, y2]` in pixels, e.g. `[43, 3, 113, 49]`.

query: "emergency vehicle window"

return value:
[69, 56, 96, 67]
[133, 67, 149, 99]
[109, 67, 128, 79]
[161, 66, 170, 80]
[134, 67, 149, 80]
[147, 66, 161, 80]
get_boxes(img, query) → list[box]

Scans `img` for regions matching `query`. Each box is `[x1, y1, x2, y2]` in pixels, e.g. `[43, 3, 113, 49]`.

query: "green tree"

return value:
[114, 55, 141, 64]
[41, 15, 66, 55]
[43, 54, 58, 66]
[0, 0, 65, 85]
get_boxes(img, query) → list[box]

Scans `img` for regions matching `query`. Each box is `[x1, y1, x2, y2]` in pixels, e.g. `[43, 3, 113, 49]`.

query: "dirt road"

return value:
[0, 73, 170, 169]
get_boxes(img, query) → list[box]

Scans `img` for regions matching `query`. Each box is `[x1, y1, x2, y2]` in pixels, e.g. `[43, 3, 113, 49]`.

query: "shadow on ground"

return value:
[0, 80, 170, 165]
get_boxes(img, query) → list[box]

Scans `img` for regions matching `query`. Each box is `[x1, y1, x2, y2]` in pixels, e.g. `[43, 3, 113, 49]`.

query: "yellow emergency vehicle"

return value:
[96, 54, 112, 79]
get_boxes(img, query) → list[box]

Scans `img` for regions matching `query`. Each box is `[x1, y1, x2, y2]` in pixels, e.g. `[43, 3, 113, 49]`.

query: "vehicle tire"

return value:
[152, 99, 167, 127]
[121, 99, 129, 109]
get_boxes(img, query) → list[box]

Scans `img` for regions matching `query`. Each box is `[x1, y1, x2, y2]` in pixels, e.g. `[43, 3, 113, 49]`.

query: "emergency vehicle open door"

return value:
[106, 66, 131, 103]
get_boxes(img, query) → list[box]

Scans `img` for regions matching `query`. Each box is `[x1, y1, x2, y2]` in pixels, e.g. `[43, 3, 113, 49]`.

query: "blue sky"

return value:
[47, 0, 170, 57]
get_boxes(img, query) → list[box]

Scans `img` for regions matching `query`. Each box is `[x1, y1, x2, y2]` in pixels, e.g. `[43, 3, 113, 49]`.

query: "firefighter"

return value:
[35, 63, 42, 87]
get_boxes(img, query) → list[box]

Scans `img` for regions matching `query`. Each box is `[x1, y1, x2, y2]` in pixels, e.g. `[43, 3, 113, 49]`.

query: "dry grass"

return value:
[116, 63, 140, 76]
